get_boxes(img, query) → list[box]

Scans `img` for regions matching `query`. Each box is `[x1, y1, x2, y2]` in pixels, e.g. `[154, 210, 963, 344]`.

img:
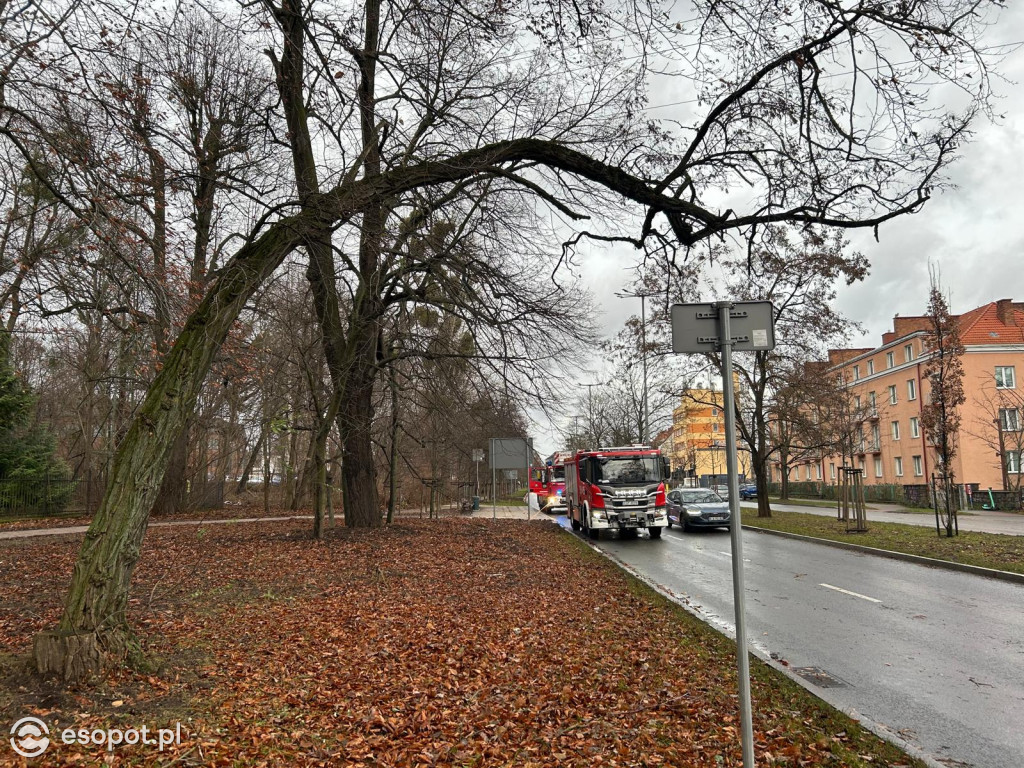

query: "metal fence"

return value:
[768, 481, 933, 508]
[0, 473, 79, 517]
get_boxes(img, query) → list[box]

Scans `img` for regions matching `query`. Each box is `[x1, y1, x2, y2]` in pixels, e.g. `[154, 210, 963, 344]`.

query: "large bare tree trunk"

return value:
[33, 222, 304, 680]
[273, 0, 385, 528]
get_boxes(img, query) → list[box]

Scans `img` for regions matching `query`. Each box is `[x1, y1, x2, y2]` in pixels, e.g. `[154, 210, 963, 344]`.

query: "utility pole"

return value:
[641, 294, 649, 444]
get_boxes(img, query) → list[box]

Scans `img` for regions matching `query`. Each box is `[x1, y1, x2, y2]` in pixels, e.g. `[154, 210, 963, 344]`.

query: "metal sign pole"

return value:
[717, 301, 755, 768]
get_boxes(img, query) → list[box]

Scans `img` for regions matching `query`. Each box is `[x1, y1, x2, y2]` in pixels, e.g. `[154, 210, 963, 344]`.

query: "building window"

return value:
[1008, 451, 1022, 474]
[886, 351, 895, 369]
[910, 417, 920, 438]
[712, 423, 719, 432]
[891, 421, 900, 440]
[804, 465, 811, 481]
[888, 385, 897, 405]
[867, 360, 874, 375]
[907, 379, 917, 401]
[894, 456, 904, 477]
[913, 455, 923, 476]
[904, 343, 914, 362]
[995, 366, 1016, 389]
[814, 464, 821, 480]
[1000, 408, 1021, 432]
[853, 365, 860, 380]
[854, 395, 861, 409]
[712, 407, 718, 416]
[874, 457, 883, 477]
[830, 463, 836, 480]
[871, 423, 881, 448]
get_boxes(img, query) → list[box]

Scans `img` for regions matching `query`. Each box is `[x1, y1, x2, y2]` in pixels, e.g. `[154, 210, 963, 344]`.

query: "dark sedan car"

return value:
[666, 488, 731, 531]
[738, 482, 758, 500]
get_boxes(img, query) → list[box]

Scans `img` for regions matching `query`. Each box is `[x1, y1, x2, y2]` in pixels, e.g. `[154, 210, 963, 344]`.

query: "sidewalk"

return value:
[745, 500, 1024, 536]
[0, 507, 548, 541]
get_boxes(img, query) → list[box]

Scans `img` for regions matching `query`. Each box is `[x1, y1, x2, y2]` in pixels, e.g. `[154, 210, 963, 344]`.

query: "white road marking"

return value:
[819, 583, 882, 603]
[720, 551, 751, 562]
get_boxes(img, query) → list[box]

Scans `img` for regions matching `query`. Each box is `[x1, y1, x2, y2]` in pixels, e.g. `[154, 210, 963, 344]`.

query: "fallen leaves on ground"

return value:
[0, 518, 923, 766]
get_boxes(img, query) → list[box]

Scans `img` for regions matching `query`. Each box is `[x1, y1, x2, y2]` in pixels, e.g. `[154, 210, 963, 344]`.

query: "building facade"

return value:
[669, 387, 750, 485]
[780, 299, 1024, 493]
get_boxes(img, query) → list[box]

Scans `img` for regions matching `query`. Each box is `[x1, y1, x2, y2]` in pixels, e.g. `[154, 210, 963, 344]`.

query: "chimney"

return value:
[996, 298, 1017, 327]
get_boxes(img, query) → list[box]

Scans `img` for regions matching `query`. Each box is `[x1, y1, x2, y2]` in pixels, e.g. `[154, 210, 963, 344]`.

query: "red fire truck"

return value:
[539, 452, 569, 514]
[564, 445, 669, 539]
[528, 453, 569, 514]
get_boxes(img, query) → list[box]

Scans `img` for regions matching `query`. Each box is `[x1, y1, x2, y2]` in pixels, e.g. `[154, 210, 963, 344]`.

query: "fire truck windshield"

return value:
[594, 456, 661, 485]
[551, 466, 565, 481]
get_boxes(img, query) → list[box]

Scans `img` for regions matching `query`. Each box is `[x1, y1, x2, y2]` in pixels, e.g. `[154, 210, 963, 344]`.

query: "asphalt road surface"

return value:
[558, 517, 1024, 768]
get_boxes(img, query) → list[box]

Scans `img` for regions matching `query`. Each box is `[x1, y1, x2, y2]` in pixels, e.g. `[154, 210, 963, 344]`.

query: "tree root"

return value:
[32, 627, 138, 683]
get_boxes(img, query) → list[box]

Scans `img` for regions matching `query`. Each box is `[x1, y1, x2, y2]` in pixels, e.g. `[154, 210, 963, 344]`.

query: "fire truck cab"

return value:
[564, 446, 669, 539]
[539, 452, 569, 515]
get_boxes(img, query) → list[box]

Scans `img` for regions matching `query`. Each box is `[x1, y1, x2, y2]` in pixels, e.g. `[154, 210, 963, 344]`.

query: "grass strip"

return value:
[742, 508, 1024, 575]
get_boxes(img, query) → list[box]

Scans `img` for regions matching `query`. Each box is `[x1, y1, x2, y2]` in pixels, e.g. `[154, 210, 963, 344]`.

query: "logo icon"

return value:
[10, 717, 49, 758]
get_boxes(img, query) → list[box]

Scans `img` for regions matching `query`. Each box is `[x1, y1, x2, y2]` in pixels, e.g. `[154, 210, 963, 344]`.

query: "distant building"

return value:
[780, 299, 1024, 493]
[669, 387, 749, 485]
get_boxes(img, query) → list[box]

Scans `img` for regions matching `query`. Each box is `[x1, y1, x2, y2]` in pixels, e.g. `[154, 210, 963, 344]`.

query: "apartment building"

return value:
[669, 387, 750, 484]
[782, 299, 1024, 492]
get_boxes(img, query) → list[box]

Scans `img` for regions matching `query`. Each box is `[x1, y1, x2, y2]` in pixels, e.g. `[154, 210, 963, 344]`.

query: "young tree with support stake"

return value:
[921, 275, 966, 537]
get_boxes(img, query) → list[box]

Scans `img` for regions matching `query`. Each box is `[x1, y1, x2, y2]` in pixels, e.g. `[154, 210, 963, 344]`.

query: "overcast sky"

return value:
[589, 2, 1024, 349]
[534, 2, 1024, 454]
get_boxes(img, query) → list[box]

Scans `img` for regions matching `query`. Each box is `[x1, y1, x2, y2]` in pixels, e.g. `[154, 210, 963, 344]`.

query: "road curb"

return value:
[742, 524, 1024, 586]
[555, 523, 950, 768]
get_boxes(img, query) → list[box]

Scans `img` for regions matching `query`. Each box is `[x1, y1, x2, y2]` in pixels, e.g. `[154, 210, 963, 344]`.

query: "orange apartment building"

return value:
[780, 299, 1024, 494]
[669, 387, 750, 485]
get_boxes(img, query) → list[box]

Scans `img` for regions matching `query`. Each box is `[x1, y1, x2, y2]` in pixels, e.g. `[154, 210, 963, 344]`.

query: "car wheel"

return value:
[682, 519, 691, 533]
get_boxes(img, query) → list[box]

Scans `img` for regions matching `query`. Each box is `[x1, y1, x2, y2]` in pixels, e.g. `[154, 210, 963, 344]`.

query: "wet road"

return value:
[560, 518, 1024, 768]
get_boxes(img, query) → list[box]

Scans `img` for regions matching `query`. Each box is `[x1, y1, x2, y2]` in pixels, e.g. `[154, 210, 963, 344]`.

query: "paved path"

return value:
[3, 502, 1018, 540]
[0, 515, 316, 540]
[0, 507, 547, 540]
[746, 500, 1024, 536]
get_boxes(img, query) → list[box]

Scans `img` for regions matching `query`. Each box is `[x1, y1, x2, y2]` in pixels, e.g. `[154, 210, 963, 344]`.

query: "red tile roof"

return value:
[956, 301, 1024, 345]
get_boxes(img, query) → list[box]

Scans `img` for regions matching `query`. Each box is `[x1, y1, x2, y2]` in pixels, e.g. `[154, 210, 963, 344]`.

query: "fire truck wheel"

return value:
[570, 516, 580, 531]
[649, 526, 663, 539]
[587, 526, 599, 540]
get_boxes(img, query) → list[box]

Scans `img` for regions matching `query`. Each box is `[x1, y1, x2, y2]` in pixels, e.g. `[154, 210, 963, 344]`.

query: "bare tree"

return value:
[14, 0, 1004, 678]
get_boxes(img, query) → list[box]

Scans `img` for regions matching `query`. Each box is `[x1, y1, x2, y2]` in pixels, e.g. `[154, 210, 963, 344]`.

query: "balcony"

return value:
[855, 406, 879, 423]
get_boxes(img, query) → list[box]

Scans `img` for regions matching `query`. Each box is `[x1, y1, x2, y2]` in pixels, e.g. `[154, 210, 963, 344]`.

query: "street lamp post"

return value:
[617, 291, 657, 444]
[583, 381, 604, 446]
[641, 294, 649, 444]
